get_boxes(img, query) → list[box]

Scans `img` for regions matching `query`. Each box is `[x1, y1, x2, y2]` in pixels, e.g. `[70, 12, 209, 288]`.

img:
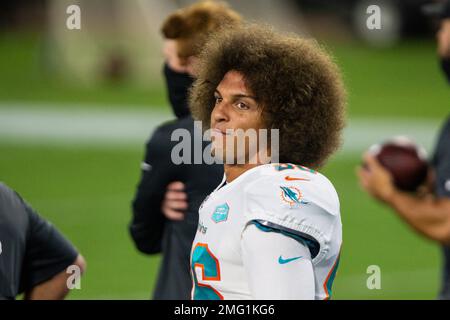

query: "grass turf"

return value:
[1, 33, 449, 119]
[0, 33, 447, 299]
[0, 144, 441, 299]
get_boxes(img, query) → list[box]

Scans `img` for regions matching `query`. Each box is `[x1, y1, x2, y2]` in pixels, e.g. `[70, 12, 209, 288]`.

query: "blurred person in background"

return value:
[129, 0, 242, 300]
[0, 183, 86, 300]
[357, 0, 450, 299]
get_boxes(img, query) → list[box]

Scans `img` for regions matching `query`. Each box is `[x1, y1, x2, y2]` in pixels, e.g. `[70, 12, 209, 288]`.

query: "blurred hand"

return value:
[437, 19, 450, 58]
[417, 167, 436, 198]
[356, 153, 396, 203]
[162, 181, 188, 221]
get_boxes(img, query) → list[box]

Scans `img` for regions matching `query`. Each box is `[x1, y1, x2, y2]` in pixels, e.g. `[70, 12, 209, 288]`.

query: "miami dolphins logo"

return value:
[280, 186, 309, 207]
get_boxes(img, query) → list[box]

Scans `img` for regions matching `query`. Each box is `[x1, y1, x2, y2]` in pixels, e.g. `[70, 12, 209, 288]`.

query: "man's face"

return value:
[210, 70, 267, 164]
[162, 40, 197, 76]
[163, 40, 187, 73]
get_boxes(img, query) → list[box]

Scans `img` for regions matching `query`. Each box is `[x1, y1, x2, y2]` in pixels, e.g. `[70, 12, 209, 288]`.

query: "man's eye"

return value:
[236, 102, 249, 110]
[215, 97, 222, 104]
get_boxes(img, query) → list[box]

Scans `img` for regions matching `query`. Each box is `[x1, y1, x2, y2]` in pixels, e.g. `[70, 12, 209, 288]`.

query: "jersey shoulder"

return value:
[243, 163, 340, 216]
[241, 164, 341, 263]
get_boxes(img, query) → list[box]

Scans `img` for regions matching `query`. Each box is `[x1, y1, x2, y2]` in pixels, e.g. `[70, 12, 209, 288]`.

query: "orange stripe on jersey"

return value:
[323, 247, 341, 300]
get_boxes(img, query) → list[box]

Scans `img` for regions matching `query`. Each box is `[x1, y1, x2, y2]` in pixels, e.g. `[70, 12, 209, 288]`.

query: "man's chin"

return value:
[212, 147, 240, 165]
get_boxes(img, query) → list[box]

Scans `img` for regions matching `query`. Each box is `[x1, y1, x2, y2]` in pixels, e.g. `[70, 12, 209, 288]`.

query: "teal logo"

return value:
[211, 203, 229, 223]
[278, 255, 302, 264]
[280, 186, 309, 208]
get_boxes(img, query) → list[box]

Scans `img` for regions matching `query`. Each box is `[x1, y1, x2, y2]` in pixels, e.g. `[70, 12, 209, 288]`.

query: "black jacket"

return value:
[129, 65, 223, 300]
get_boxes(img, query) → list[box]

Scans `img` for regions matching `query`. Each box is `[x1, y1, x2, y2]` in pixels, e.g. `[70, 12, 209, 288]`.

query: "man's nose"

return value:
[212, 100, 230, 124]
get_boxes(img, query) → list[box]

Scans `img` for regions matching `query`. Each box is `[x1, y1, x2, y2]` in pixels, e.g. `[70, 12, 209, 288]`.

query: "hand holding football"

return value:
[367, 136, 429, 192]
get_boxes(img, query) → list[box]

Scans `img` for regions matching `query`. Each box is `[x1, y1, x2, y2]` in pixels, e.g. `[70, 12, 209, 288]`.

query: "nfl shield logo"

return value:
[211, 203, 229, 223]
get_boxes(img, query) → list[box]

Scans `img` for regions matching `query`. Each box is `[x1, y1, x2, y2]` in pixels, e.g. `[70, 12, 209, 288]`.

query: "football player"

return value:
[188, 24, 346, 300]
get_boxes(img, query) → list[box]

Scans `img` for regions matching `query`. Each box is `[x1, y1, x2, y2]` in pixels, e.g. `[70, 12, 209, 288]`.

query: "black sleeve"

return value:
[432, 117, 450, 198]
[19, 199, 79, 293]
[444, 0, 450, 19]
[129, 126, 181, 254]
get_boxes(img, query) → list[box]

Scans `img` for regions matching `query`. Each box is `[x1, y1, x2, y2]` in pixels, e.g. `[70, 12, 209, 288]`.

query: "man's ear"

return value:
[163, 40, 189, 74]
[185, 56, 199, 77]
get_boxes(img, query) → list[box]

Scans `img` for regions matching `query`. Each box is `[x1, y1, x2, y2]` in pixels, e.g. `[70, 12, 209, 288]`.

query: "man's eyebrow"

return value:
[214, 89, 257, 100]
[234, 94, 257, 100]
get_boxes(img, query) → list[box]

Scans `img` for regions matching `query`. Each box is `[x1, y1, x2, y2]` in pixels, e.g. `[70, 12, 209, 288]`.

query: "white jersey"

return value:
[190, 163, 342, 300]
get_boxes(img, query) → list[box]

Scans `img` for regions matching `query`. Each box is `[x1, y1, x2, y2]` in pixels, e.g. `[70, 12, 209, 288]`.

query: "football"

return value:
[367, 136, 429, 192]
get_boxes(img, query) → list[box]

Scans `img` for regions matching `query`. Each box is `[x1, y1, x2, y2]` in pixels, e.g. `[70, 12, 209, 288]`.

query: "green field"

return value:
[1, 33, 448, 299]
[0, 144, 442, 299]
[1, 33, 449, 118]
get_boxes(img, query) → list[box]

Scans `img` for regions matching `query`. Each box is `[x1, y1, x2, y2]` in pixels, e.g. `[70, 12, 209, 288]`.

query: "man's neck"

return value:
[224, 163, 260, 183]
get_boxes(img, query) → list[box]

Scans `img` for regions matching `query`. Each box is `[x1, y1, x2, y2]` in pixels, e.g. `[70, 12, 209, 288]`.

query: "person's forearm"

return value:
[25, 270, 71, 300]
[129, 205, 165, 254]
[130, 178, 167, 254]
[388, 191, 450, 243]
[25, 255, 86, 300]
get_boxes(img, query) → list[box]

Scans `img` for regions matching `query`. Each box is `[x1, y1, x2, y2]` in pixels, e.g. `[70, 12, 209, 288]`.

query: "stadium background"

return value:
[1, 0, 449, 299]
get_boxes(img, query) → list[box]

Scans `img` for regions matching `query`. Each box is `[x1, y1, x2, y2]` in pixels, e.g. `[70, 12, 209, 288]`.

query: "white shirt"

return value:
[190, 163, 342, 300]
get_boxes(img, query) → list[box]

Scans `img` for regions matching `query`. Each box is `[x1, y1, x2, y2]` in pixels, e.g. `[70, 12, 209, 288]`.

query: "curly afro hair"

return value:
[189, 24, 347, 169]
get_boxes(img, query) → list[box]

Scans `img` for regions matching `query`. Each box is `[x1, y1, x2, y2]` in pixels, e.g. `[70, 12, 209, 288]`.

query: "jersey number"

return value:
[191, 243, 223, 300]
